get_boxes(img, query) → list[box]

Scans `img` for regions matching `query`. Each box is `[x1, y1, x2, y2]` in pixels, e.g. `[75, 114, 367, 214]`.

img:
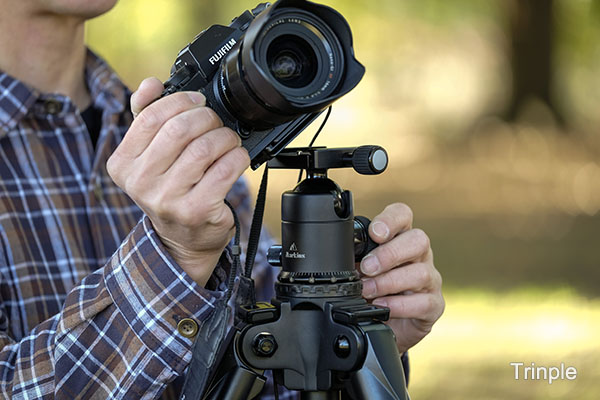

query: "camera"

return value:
[162, 0, 365, 169]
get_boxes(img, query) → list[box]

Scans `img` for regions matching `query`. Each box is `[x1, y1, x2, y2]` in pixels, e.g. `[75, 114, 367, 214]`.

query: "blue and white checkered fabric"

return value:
[0, 49, 289, 399]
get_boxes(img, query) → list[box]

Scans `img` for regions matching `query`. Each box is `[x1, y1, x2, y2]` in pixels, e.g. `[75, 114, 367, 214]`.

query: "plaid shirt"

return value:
[0, 50, 284, 399]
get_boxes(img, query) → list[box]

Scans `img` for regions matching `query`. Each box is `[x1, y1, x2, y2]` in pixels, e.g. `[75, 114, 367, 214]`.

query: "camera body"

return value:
[162, 0, 365, 169]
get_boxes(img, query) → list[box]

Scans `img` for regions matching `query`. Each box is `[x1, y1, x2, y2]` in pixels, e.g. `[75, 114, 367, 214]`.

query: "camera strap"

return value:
[244, 167, 268, 280]
[234, 166, 269, 321]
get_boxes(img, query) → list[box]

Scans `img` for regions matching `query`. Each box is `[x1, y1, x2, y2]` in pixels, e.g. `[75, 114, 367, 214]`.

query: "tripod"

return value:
[199, 147, 409, 400]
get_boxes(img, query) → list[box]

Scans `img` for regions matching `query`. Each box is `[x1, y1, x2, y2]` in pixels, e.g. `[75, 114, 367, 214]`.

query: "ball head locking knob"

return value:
[351, 146, 388, 175]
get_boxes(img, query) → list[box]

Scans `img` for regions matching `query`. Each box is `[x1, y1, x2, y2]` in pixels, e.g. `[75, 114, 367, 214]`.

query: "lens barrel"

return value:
[215, 0, 364, 130]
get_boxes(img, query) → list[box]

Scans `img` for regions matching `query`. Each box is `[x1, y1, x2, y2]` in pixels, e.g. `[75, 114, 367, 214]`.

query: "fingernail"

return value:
[362, 278, 376, 299]
[130, 91, 140, 116]
[187, 92, 205, 104]
[361, 254, 380, 275]
[371, 221, 389, 239]
[373, 299, 388, 307]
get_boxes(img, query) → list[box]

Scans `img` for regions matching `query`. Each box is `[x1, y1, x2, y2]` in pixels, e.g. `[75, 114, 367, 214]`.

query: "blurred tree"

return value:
[183, 1, 226, 35]
[506, 0, 564, 125]
[595, 0, 600, 18]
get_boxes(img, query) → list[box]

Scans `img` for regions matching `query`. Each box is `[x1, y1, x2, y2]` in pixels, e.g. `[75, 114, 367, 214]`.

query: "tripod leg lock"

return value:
[238, 302, 279, 324]
[331, 301, 390, 325]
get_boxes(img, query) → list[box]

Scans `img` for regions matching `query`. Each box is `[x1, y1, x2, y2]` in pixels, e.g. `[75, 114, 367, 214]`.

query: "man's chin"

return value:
[44, 0, 118, 20]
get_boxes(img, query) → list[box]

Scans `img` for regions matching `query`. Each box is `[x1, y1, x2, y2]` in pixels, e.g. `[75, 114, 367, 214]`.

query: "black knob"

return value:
[354, 216, 378, 261]
[253, 332, 278, 357]
[351, 146, 388, 175]
[334, 335, 351, 358]
[267, 245, 282, 267]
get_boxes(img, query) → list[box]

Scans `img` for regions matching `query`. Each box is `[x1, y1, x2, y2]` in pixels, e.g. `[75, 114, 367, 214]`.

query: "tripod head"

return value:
[267, 146, 389, 175]
[266, 146, 388, 300]
[200, 146, 409, 400]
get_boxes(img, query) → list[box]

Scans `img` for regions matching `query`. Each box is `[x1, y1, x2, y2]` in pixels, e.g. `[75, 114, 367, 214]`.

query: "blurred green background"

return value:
[88, 1, 600, 398]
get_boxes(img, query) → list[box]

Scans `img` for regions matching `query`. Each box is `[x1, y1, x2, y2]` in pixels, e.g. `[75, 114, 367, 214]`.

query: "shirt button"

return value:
[177, 318, 199, 338]
[44, 99, 62, 115]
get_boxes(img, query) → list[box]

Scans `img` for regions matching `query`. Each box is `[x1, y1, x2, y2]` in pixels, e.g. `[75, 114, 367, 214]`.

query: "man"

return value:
[0, 0, 444, 398]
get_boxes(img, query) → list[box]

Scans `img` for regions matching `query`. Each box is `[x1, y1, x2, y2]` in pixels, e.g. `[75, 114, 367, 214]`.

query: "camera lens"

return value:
[255, 11, 344, 104]
[267, 35, 318, 89]
[214, 2, 364, 132]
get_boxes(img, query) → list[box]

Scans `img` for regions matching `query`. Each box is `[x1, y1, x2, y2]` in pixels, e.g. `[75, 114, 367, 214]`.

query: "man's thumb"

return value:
[131, 77, 165, 118]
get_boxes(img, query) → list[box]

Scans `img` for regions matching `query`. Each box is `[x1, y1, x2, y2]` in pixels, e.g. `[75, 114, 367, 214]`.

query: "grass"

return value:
[407, 288, 600, 399]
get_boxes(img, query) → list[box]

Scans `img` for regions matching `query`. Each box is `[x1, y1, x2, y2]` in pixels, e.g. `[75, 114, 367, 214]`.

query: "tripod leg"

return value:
[347, 323, 410, 400]
[301, 391, 341, 400]
[203, 366, 266, 400]
[198, 331, 266, 400]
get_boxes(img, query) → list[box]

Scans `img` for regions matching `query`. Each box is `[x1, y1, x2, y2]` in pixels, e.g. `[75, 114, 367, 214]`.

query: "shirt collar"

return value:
[85, 49, 130, 115]
[0, 49, 130, 137]
[0, 72, 39, 134]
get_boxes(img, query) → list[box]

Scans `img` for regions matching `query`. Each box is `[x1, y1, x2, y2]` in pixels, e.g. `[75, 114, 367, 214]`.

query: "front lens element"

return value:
[267, 35, 318, 89]
[255, 10, 344, 104]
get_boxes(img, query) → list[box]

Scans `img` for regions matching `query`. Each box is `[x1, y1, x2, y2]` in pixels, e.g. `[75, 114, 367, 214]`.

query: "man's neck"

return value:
[0, 6, 90, 110]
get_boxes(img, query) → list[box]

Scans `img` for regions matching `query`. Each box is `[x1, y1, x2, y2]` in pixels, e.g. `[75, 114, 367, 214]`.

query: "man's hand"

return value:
[107, 77, 250, 287]
[360, 203, 444, 353]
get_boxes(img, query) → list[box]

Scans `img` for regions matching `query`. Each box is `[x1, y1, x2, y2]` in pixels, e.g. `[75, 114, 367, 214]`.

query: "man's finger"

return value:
[360, 228, 430, 276]
[131, 77, 166, 117]
[164, 127, 242, 190]
[118, 91, 206, 160]
[189, 147, 251, 201]
[361, 262, 439, 299]
[373, 292, 444, 322]
[139, 106, 225, 175]
[369, 203, 413, 244]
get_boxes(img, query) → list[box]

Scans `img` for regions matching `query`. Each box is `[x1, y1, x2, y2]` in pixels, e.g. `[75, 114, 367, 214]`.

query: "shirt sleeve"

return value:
[0, 215, 227, 399]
